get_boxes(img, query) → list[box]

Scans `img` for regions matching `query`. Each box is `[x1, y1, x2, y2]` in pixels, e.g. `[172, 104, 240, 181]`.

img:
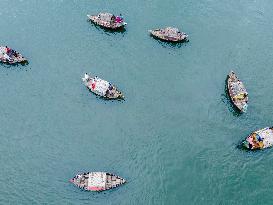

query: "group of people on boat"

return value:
[244, 133, 264, 149]
[115, 14, 123, 23]
[229, 79, 248, 102]
[149, 27, 188, 41]
[72, 173, 88, 189]
[96, 13, 124, 25]
[243, 127, 273, 150]
[0, 46, 19, 63]
[84, 73, 116, 97]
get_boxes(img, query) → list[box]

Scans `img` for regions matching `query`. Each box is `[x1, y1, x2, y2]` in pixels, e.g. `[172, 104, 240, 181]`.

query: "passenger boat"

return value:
[82, 73, 124, 99]
[70, 172, 126, 191]
[149, 27, 188, 42]
[87, 12, 127, 29]
[227, 71, 248, 112]
[0, 46, 27, 64]
[242, 127, 273, 150]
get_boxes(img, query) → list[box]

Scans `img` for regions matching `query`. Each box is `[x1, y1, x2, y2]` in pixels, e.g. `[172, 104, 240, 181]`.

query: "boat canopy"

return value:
[230, 81, 247, 95]
[255, 128, 273, 147]
[87, 172, 107, 190]
[245, 128, 273, 149]
[164, 27, 180, 36]
[88, 77, 110, 96]
[98, 13, 115, 22]
[233, 93, 247, 100]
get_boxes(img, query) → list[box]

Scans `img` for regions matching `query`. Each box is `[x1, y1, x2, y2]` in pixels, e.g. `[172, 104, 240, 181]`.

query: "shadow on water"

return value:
[236, 140, 272, 155]
[87, 20, 127, 36]
[0, 61, 29, 70]
[221, 76, 243, 117]
[149, 35, 189, 49]
[84, 89, 125, 103]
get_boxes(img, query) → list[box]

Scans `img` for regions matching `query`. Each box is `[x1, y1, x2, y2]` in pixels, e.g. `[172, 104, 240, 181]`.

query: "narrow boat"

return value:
[70, 172, 126, 191]
[82, 73, 124, 99]
[0, 46, 27, 64]
[242, 127, 273, 150]
[227, 71, 248, 112]
[87, 12, 127, 29]
[149, 27, 188, 42]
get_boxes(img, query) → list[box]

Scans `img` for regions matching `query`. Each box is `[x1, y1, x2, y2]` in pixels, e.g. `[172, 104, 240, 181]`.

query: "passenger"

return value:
[84, 73, 89, 80]
[3, 53, 11, 61]
[257, 135, 263, 142]
[14, 51, 18, 57]
[91, 82, 96, 90]
[106, 90, 110, 96]
[115, 16, 121, 23]
[116, 14, 123, 23]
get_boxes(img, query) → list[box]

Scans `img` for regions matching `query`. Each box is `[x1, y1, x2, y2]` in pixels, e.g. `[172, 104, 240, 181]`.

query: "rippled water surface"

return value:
[0, 0, 273, 204]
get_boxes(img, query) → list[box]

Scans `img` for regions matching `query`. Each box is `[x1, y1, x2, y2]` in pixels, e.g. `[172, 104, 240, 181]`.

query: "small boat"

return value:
[82, 73, 124, 99]
[70, 172, 126, 191]
[0, 46, 27, 64]
[227, 71, 248, 112]
[87, 12, 127, 29]
[242, 127, 273, 150]
[149, 27, 188, 42]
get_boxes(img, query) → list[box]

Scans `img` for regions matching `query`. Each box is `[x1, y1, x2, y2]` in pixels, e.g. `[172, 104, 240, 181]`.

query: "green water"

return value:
[0, 0, 273, 204]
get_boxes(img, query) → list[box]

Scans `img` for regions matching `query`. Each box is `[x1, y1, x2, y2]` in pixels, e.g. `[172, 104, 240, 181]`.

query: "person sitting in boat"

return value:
[115, 14, 123, 23]
[84, 73, 89, 80]
[13, 50, 18, 57]
[5, 46, 11, 54]
[3, 53, 11, 62]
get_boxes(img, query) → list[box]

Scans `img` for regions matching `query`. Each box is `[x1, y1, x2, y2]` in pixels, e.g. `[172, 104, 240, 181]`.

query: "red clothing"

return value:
[91, 83, 96, 90]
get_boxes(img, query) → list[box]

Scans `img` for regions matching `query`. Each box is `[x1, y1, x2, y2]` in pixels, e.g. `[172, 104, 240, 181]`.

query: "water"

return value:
[0, 0, 273, 204]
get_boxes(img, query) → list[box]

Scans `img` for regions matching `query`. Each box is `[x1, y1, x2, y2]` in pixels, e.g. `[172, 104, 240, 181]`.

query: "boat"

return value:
[227, 71, 248, 112]
[82, 73, 124, 99]
[0, 46, 27, 64]
[242, 127, 273, 150]
[149, 27, 188, 42]
[87, 12, 127, 29]
[70, 172, 126, 191]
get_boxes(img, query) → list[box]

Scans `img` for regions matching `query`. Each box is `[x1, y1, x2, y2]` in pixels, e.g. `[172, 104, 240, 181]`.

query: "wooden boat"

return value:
[82, 73, 124, 99]
[87, 12, 127, 29]
[149, 27, 188, 42]
[0, 46, 27, 64]
[242, 127, 273, 150]
[70, 172, 126, 191]
[227, 71, 248, 112]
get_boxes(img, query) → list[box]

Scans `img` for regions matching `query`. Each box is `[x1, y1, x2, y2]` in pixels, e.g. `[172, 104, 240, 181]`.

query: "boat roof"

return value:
[87, 172, 107, 189]
[163, 27, 180, 36]
[230, 81, 247, 94]
[98, 12, 115, 21]
[255, 127, 273, 138]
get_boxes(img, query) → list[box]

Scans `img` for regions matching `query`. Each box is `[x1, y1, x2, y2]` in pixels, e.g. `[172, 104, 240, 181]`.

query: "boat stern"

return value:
[87, 15, 96, 21]
[118, 92, 125, 100]
[241, 139, 251, 150]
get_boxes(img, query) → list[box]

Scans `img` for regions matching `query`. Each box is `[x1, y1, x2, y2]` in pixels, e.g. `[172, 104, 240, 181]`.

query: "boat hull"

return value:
[0, 46, 27, 64]
[149, 30, 188, 42]
[70, 172, 126, 192]
[242, 127, 273, 150]
[87, 15, 126, 30]
[227, 71, 248, 113]
[82, 74, 124, 100]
